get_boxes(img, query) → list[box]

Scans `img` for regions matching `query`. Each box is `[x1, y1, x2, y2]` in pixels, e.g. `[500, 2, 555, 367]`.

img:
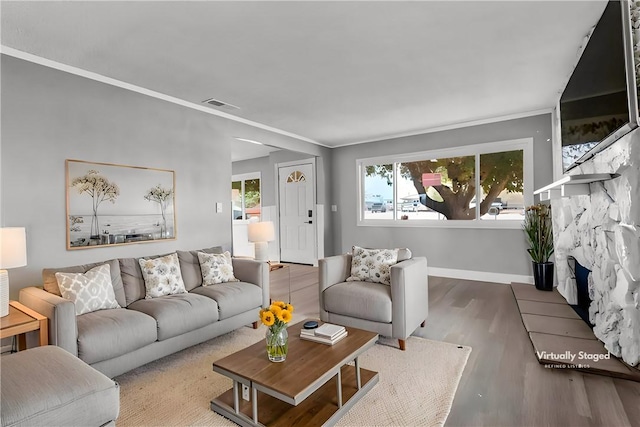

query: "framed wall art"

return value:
[66, 159, 176, 249]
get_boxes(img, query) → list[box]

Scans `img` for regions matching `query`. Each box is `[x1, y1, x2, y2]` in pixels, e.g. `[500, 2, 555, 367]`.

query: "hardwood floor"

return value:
[270, 265, 640, 427]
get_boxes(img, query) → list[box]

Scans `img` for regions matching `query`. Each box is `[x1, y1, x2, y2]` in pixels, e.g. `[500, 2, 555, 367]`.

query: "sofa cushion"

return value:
[198, 251, 239, 285]
[323, 281, 393, 323]
[43, 259, 126, 307]
[177, 246, 223, 291]
[55, 263, 121, 315]
[128, 293, 219, 341]
[138, 253, 187, 299]
[347, 246, 399, 285]
[77, 308, 158, 365]
[191, 282, 262, 320]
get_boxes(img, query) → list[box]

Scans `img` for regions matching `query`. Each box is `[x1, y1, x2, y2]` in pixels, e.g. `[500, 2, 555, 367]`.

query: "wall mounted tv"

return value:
[560, 0, 639, 172]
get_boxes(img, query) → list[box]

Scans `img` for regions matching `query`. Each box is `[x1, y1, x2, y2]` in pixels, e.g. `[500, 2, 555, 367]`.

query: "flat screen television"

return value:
[559, 0, 639, 172]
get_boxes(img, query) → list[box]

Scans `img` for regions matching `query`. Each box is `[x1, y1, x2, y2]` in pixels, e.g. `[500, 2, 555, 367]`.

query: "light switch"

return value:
[216, 202, 222, 213]
[331, 205, 338, 212]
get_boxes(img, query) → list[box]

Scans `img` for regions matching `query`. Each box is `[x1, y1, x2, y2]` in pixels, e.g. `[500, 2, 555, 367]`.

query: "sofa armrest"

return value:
[232, 258, 270, 308]
[19, 287, 78, 356]
[390, 257, 429, 340]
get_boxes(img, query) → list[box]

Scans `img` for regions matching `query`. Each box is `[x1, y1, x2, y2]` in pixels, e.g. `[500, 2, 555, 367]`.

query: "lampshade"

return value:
[1, 227, 27, 317]
[1, 227, 27, 269]
[247, 221, 275, 262]
[247, 221, 275, 243]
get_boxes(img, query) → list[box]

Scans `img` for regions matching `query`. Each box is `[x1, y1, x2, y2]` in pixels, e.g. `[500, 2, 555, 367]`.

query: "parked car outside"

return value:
[371, 202, 386, 213]
[401, 201, 418, 212]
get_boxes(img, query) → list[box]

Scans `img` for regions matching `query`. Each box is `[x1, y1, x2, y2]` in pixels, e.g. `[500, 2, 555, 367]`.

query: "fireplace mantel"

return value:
[534, 173, 617, 201]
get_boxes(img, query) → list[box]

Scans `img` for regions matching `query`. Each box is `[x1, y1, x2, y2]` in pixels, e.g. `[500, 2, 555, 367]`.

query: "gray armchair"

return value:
[319, 253, 428, 350]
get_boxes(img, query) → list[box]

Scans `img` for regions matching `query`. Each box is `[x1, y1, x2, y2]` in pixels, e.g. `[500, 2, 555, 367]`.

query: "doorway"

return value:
[278, 161, 316, 265]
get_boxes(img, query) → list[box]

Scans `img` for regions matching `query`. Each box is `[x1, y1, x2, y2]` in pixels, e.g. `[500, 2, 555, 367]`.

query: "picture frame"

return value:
[66, 159, 177, 250]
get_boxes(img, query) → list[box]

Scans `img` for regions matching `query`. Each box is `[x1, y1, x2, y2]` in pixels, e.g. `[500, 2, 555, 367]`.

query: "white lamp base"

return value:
[1, 269, 9, 317]
[254, 241, 269, 262]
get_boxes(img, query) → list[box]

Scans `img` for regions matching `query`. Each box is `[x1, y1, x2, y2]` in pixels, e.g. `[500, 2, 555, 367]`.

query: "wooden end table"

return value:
[211, 320, 378, 427]
[1, 301, 48, 351]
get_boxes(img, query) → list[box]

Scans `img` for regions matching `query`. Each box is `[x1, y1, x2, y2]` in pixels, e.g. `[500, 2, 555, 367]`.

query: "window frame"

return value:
[356, 138, 533, 229]
[232, 172, 262, 222]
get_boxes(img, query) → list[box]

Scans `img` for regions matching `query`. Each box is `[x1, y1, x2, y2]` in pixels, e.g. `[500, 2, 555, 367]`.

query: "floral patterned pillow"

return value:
[346, 246, 399, 285]
[198, 251, 239, 286]
[138, 253, 187, 299]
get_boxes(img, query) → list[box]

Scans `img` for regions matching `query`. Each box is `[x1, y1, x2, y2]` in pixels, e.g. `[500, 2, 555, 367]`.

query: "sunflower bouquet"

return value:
[259, 301, 294, 362]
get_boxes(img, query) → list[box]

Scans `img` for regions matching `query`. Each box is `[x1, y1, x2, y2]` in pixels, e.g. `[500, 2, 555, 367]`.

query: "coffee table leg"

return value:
[355, 357, 362, 390]
[233, 381, 240, 414]
[252, 386, 258, 424]
[336, 369, 343, 408]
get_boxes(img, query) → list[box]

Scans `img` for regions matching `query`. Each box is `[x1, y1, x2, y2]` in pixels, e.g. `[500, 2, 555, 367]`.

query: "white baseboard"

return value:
[428, 267, 534, 285]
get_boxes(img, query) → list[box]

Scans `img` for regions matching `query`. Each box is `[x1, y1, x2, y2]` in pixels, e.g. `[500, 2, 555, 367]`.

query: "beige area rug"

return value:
[116, 326, 471, 427]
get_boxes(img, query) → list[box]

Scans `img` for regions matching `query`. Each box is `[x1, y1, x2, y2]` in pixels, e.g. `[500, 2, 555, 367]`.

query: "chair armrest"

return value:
[319, 254, 352, 293]
[232, 258, 270, 308]
[390, 257, 429, 340]
[319, 254, 352, 321]
[19, 287, 78, 356]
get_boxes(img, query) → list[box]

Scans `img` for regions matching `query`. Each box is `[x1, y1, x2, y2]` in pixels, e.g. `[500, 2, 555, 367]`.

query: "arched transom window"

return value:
[286, 171, 306, 183]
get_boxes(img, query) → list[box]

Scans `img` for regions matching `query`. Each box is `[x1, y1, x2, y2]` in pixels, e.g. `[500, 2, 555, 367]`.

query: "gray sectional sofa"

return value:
[18, 247, 269, 378]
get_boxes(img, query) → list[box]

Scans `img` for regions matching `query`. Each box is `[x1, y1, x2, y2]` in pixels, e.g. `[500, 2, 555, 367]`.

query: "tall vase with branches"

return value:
[70, 170, 120, 240]
[523, 203, 555, 290]
[144, 184, 173, 238]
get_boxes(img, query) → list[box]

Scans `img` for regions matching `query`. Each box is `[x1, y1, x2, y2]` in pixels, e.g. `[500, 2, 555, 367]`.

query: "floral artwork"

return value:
[144, 184, 173, 238]
[66, 160, 176, 249]
[70, 169, 120, 238]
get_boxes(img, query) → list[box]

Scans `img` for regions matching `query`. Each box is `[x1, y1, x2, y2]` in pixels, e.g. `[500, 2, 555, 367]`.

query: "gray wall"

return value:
[330, 114, 554, 276]
[0, 55, 333, 297]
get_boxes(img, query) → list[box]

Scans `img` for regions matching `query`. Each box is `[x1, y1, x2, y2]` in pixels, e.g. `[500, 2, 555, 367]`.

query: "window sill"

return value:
[357, 219, 524, 229]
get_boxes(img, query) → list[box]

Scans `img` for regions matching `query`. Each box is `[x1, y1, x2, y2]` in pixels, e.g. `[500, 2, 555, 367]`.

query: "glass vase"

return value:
[266, 327, 288, 362]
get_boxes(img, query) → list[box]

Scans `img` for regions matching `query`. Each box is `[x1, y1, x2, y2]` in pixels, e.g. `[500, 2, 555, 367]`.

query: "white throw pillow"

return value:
[138, 253, 187, 299]
[198, 251, 239, 285]
[346, 245, 399, 285]
[55, 264, 121, 315]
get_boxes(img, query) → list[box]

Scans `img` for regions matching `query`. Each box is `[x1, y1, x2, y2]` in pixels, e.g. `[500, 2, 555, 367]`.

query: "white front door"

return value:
[278, 162, 315, 264]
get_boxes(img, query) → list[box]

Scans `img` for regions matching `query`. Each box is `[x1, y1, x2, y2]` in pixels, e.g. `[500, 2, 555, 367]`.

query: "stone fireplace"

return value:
[552, 130, 640, 367]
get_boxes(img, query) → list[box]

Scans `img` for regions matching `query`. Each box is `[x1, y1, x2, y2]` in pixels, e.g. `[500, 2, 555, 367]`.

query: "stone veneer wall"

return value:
[552, 130, 640, 366]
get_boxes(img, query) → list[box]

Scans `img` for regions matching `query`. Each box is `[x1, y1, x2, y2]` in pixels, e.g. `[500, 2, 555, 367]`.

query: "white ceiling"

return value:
[1, 1, 608, 154]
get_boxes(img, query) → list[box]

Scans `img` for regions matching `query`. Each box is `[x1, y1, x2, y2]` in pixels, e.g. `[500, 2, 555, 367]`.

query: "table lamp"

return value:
[1, 227, 27, 317]
[247, 221, 275, 262]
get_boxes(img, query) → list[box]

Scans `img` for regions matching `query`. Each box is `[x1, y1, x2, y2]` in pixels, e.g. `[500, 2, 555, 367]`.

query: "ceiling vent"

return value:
[202, 97, 240, 110]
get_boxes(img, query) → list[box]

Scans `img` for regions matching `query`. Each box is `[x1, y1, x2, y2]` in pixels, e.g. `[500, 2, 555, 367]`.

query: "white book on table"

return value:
[313, 323, 346, 339]
[299, 329, 348, 345]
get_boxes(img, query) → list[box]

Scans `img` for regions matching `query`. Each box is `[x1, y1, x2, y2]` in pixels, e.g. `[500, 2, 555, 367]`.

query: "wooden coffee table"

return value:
[210, 320, 378, 427]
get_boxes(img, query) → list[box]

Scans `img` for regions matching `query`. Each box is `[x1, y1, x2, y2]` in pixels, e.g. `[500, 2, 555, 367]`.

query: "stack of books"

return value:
[300, 323, 348, 345]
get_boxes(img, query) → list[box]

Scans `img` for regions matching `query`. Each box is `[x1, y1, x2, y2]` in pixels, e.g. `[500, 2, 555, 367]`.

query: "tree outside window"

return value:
[232, 176, 261, 221]
[363, 146, 525, 222]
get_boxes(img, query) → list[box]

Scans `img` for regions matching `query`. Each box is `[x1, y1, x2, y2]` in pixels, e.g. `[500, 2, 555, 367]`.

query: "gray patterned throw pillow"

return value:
[346, 245, 399, 285]
[55, 263, 121, 315]
[197, 251, 239, 285]
[138, 253, 187, 299]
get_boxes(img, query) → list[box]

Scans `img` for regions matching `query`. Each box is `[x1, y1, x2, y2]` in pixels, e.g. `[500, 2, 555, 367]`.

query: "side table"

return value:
[1, 301, 48, 351]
